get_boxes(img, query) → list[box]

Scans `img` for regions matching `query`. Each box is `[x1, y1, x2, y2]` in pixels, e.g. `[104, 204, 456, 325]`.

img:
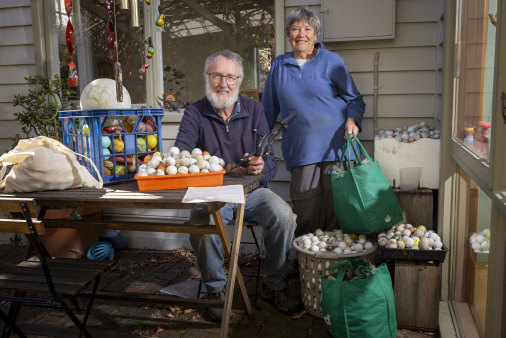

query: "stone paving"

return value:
[0, 245, 438, 337]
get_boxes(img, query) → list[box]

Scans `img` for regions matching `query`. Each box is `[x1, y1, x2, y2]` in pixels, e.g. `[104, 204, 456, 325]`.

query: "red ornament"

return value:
[68, 59, 79, 87]
[66, 21, 75, 56]
[64, 0, 72, 17]
[65, 0, 77, 87]
[104, 0, 116, 60]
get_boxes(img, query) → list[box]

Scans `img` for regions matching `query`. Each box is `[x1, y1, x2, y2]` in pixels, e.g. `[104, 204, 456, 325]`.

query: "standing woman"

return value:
[262, 6, 366, 237]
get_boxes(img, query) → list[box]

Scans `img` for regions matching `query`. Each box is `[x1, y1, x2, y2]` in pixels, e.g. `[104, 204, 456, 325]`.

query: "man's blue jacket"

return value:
[175, 95, 277, 187]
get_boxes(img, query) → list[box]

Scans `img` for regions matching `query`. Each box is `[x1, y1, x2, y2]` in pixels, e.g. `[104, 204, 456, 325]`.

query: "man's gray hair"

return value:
[285, 6, 321, 37]
[203, 50, 244, 78]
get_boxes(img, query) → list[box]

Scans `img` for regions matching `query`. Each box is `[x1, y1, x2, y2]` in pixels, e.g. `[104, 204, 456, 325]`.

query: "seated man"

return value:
[175, 50, 302, 320]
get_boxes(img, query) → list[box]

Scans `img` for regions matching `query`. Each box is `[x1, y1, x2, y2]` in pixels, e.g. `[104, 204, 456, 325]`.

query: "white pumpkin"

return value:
[80, 78, 131, 109]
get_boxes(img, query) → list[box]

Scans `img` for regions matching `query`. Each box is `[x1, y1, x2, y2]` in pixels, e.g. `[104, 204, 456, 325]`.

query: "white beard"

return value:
[206, 81, 239, 110]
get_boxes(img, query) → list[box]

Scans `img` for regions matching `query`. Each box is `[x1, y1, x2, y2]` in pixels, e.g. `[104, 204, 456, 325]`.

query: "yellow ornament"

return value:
[147, 134, 157, 149]
[113, 138, 125, 153]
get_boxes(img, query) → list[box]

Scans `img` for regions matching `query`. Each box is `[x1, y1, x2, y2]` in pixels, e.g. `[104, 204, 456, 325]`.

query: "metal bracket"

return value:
[502, 91, 506, 124]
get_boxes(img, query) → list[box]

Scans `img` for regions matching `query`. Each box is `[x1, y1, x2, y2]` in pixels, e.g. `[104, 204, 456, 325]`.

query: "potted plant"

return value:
[12, 74, 77, 146]
[11, 74, 102, 258]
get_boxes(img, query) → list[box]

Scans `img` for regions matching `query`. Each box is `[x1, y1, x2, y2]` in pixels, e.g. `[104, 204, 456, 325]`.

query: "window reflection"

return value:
[54, 0, 147, 103]
[159, 0, 274, 109]
[454, 168, 491, 336]
[453, 0, 497, 161]
[52, 0, 274, 107]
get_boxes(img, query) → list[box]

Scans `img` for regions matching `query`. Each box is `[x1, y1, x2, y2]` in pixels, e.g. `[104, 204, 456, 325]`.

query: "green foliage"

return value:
[12, 75, 78, 146]
[131, 321, 149, 334]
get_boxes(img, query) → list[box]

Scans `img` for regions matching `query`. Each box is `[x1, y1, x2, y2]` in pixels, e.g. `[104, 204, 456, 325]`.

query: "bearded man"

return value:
[175, 50, 302, 321]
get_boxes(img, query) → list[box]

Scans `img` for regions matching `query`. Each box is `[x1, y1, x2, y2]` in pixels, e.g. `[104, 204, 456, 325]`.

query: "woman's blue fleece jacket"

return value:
[261, 43, 366, 171]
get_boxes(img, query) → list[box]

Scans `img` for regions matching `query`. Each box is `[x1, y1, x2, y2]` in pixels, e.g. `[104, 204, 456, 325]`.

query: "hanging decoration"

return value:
[65, 0, 78, 87]
[104, 0, 116, 61]
[130, 0, 139, 27]
[114, 62, 123, 102]
[145, 37, 154, 59]
[124, 37, 132, 77]
[138, 64, 149, 80]
[155, 5, 164, 32]
[104, 0, 123, 102]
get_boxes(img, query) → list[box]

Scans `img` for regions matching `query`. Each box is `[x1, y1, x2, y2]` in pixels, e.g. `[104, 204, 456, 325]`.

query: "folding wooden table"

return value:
[0, 175, 260, 337]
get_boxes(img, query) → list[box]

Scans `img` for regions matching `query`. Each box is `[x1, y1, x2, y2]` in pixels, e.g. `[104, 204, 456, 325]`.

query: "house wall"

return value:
[0, 0, 36, 154]
[0, 0, 445, 250]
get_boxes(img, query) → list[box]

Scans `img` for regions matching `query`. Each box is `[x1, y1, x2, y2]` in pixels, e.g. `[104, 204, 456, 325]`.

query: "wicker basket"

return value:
[293, 236, 377, 318]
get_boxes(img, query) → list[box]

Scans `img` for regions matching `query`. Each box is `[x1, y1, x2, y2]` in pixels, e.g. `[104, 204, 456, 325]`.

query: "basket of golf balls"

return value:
[469, 229, 490, 254]
[293, 229, 377, 318]
[134, 146, 226, 191]
[376, 223, 448, 262]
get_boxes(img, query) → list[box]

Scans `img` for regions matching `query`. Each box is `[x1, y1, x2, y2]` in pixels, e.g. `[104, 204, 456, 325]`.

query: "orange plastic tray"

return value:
[134, 170, 225, 191]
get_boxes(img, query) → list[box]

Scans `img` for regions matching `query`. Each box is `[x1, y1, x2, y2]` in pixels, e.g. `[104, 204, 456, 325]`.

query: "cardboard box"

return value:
[374, 138, 440, 189]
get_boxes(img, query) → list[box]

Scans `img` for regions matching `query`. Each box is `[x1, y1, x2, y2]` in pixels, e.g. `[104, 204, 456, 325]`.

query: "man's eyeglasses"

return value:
[207, 73, 241, 84]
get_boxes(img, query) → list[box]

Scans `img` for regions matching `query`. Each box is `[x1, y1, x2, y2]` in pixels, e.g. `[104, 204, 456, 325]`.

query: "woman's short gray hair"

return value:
[203, 50, 244, 78]
[285, 6, 321, 37]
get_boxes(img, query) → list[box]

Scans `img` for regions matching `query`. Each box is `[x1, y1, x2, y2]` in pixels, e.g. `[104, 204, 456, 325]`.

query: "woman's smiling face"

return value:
[288, 19, 317, 58]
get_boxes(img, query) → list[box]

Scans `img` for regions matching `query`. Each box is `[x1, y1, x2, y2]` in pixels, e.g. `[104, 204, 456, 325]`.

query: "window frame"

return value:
[440, 0, 506, 336]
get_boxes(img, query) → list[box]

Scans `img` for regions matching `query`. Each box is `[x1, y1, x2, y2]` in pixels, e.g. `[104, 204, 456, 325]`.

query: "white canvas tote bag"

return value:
[0, 136, 102, 193]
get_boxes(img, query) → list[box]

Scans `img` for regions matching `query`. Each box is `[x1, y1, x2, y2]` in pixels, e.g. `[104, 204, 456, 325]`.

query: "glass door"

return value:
[446, 0, 506, 337]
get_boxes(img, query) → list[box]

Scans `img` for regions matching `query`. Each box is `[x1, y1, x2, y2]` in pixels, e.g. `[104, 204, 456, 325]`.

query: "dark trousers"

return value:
[290, 161, 355, 237]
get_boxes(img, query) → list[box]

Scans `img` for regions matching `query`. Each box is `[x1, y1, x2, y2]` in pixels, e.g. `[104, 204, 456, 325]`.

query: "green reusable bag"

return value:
[320, 257, 397, 338]
[330, 134, 403, 234]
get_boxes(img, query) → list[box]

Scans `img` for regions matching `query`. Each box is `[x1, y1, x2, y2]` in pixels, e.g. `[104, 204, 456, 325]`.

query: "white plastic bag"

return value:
[0, 136, 102, 193]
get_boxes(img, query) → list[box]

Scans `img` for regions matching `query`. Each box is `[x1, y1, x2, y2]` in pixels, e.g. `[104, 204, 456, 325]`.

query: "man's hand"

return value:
[225, 163, 247, 175]
[345, 117, 359, 139]
[244, 153, 264, 175]
[225, 153, 264, 176]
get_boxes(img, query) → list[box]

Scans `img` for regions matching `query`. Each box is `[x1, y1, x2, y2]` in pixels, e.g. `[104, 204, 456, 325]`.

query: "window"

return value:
[158, 0, 274, 108]
[50, 0, 274, 108]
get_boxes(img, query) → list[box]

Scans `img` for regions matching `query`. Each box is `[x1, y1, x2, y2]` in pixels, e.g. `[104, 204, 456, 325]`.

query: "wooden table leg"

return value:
[212, 204, 255, 337]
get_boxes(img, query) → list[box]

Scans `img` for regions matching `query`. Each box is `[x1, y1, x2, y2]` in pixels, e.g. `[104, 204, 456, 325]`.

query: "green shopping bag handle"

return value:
[337, 138, 353, 170]
[337, 134, 373, 169]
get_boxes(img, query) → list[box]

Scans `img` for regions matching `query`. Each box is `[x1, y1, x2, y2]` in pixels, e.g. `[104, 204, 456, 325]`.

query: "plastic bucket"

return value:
[399, 167, 422, 190]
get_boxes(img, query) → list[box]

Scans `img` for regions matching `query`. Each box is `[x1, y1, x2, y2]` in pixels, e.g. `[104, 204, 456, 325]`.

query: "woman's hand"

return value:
[345, 117, 359, 139]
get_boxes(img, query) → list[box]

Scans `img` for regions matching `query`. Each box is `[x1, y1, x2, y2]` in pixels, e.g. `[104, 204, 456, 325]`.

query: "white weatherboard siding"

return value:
[0, 1, 36, 154]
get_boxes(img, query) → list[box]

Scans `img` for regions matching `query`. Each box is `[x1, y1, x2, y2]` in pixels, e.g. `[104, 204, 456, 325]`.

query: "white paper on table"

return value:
[182, 184, 245, 204]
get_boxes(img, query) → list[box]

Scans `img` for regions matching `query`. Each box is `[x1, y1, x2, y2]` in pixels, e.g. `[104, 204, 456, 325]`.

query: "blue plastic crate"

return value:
[59, 108, 164, 184]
